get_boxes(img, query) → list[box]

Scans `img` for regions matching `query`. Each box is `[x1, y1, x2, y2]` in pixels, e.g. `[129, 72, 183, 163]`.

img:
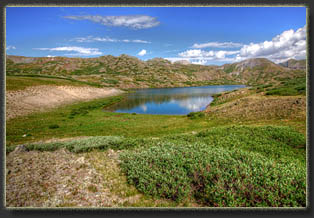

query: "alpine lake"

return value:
[109, 85, 246, 115]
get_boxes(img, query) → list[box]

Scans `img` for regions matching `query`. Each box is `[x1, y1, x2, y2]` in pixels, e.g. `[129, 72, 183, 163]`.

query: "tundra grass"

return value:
[6, 75, 103, 91]
[266, 76, 306, 96]
[210, 88, 254, 106]
[5, 95, 217, 146]
[6, 94, 306, 147]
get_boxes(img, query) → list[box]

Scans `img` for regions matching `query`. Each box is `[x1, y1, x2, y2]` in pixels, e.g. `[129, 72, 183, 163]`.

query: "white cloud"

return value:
[192, 42, 243, 49]
[179, 49, 239, 59]
[6, 45, 16, 50]
[137, 49, 147, 56]
[190, 59, 208, 65]
[165, 57, 235, 64]
[165, 57, 190, 63]
[236, 25, 306, 63]
[73, 36, 117, 43]
[72, 36, 151, 44]
[170, 26, 306, 65]
[64, 15, 160, 29]
[34, 46, 102, 56]
[46, 55, 55, 57]
[132, 39, 151, 44]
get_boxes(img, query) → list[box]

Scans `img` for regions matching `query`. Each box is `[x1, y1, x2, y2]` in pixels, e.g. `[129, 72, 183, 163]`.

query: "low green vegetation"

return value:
[6, 136, 140, 154]
[210, 88, 253, 107]
[187, 111, 205, 119]
[7, 94, 223, 146]
[7, 125, 305, 207]
[48, 124, 60, 129]
[102, 79, 119, 85]
[223, 64, 236, 74]
[6, 75, 103, 91]
[266, 76, 306, 96]
[120, 126, 305, 207]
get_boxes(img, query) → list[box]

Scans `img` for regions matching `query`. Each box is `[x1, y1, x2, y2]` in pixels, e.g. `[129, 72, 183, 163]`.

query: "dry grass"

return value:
[6, 147, 194, 207]
[207, 95, 305, 120]
[6, 148, 116, 207]
[206, 93, 306, 134]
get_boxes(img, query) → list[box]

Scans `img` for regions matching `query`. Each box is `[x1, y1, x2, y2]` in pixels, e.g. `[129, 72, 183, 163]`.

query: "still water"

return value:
[109, 85, 245, 115]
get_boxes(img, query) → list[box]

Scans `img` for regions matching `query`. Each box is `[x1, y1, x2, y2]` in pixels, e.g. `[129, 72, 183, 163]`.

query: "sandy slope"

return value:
[6, 85, 123, 120]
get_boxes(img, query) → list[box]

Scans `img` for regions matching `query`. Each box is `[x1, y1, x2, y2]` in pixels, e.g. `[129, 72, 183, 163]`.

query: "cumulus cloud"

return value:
[165, 57, 190, 63]
[166, 57, 237, 65]
[190, 59, 208, 65]
[192, 42, 243, 49]
[179, 49, 239, 59]
[72, 36, 151, 44]
[137, 49, 147, 56]
[236, 25, 306, 63]
[64, 15, 160, 29]
[168, 26, 306, 65]
[6, 45, 16, 50]
[34, 46, 102, 56]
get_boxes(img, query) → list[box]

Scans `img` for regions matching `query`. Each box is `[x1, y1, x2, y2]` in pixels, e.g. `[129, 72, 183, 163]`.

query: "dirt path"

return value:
[6, 85, 123, 120]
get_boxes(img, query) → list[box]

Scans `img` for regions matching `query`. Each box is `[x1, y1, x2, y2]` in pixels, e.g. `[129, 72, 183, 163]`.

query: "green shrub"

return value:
[212, 93, 221, 98]
[48, 124, 60, 129]
[265, 88, 299, 96]
[103, 79, 119, 85]
[266, 76, 306, 96]
[8, 136, 143, 154]
[187, 111, 205, 119]
[120, 126, 306, 206]
[26, 142, 65, 152]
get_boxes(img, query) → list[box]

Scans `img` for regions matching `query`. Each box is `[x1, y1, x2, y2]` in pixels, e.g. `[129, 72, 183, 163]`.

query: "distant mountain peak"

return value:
[278, 59, 306, 70]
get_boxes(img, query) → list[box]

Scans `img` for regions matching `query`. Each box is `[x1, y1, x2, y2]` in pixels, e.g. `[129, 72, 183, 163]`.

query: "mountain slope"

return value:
[279, 59, 306, 70]
[221, 58, 303, 85]
[6, 55, 305, 89]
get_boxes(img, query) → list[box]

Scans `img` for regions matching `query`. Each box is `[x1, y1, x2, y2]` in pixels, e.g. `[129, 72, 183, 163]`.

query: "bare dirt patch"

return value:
[6, 148, 182, 207]
[6, 148, 119, 207]
[6, 85, 123, 120]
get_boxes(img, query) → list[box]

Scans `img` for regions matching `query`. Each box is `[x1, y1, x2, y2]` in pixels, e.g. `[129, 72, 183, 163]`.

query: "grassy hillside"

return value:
[279, 59, 306, 70]
[221, 58, 305, 86]
[6, 55, 305, 89]
[207, 75, 306, 134]
[6, 75, 103, 91]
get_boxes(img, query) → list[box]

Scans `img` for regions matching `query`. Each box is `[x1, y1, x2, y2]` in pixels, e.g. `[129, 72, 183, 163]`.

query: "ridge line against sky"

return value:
[6, 7, 306, 65]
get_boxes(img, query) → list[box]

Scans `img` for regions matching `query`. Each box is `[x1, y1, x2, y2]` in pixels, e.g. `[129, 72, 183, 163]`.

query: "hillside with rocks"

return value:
[279, 59, 306, 70]
[6, 55, 305, 89]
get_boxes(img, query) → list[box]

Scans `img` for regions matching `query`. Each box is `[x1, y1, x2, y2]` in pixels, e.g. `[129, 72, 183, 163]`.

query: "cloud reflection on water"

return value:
[110, 85, 245, 115]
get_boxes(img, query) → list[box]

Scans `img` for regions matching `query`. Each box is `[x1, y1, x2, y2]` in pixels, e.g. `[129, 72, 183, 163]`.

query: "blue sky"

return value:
[6, 7, 306, 65]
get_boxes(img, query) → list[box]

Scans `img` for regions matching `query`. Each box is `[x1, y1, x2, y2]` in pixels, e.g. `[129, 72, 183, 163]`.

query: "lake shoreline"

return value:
[6, 85, 123, 120]
[110, 84, 246, 115]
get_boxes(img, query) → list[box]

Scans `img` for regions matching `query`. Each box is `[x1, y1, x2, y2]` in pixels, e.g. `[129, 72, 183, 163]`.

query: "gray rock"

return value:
[13, 145, 28, 153]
